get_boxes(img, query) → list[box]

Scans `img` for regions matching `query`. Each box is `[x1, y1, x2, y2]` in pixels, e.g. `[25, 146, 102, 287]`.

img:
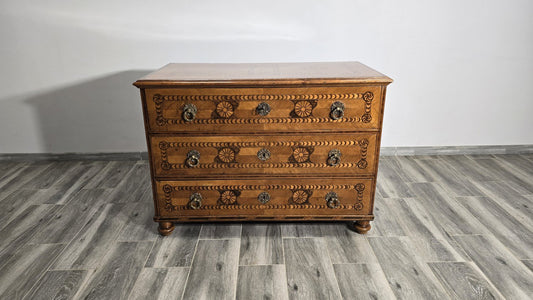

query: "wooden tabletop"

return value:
[133, 62, 392, 87]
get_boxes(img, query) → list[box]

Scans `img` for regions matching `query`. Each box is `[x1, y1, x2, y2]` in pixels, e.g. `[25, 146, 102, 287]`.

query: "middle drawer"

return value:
[151, 133, 377, 177]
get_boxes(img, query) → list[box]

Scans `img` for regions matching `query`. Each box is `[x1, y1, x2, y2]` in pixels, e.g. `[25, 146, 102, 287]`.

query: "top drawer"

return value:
[142, 86, 383, 133]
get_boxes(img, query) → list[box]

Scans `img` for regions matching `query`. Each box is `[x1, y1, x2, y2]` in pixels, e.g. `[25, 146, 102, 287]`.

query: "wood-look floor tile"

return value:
[76, 241, 153, 300]
[376, 162, 415, 198]
[239, 223, 283, 265]
[0, 243, 64, 299]
[182, 239, 240, 300]
[283, 237, 342, 299]
[409, 182, 488, 235]
[0, 189, 40, 230]
[428, 262, 503, 300]
[457, 196, 533, 259]
[145, 224, 201, 267]
[280, 222, 324, 238]
[333, 263, 396, 300]
[51, 203, 130, 269]
[23, 270, 93, 300]
[472, 181, 533, 227]
[23, 161, 79, 190]
[385, 156, 431, 183]
[415, 158, 483, 196]
[108, 163, 151, 203]
[29, 189, 109, 244]
[0, 162, 52, 200]
[453, 235, 533, 298]
[440, 155, 495, 181]
[0, 204, 62, 269]
[236, 265, 288, 300]
[473, 158, 533, 193]
[320, 223, 378, 264]
[83, 161, 136, 189]
[199, 223, 242, 239]
[368, 237, 450, 299]
[129, 267, 189, 300]
[521, 260, 533, 272]
[117, 196, 158, 242]
[366, 198, 407, 237]
[40, 161, 107, 204]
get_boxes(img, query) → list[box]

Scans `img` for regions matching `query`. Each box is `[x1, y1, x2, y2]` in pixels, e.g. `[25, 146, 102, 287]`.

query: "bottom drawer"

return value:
[154, 177, 375, 221]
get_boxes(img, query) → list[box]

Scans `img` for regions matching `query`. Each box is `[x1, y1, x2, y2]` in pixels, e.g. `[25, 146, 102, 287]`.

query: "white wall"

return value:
[1, 0, 532, 154]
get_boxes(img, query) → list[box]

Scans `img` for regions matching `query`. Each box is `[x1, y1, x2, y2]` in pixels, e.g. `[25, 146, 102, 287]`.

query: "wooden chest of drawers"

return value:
[134, 62, 392, 235]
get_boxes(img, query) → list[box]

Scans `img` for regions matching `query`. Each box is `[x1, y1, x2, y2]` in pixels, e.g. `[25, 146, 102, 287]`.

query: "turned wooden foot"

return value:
[348, 220, 371, 234]
[158, 221, 175, 236]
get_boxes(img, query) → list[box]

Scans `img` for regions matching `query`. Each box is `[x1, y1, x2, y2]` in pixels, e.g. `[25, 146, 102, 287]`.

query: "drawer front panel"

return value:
[144, 86, 383, 132]
[155, 178, 374, 218]
[151, 133, 378, 177]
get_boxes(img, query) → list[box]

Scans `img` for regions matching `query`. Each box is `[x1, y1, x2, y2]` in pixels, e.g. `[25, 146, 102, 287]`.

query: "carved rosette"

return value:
[218, 190, 240, 205]
[216, 147, 237, 163]
[215, 101, 235, 118]
[291, 189, 312, 204]
[291, 147, 311, 163]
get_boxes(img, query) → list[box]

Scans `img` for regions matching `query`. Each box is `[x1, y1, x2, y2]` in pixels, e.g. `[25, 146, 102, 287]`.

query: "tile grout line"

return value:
[179, 229, 201, 300]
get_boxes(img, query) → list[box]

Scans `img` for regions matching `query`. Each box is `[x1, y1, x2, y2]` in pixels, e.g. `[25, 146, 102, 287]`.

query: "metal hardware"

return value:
[256, 102, 271, 116]
[327, 149, 342, 166]
[325, 191, 340, 208]
[182, 103, 198, 122]
[189, 193, 203, 209]
[330, 101, 345, 120]
[257, 148, 271, 161]
[258, 192, 271, 204]
[185, 150, 200, 167]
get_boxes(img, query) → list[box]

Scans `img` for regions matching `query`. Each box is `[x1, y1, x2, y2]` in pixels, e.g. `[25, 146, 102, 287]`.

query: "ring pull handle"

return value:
[327, 149, 342, 166]
[186, 150, 200, 168]
[330, 101, 345, 120]
[256, 102, 271, 116]
[257, 148, 271, 161]
[189, 192, 203, 209]
[325, 191, 340, 209]
[182, 103, 198, 122]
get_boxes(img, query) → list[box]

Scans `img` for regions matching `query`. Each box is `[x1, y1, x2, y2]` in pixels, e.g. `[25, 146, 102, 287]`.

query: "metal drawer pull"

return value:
[189, 193, 203, 209]
[327, 149, 342, 166]
[182, 103, 198, 122]
[258, 192, 271, 204]
[330, 101, 345, 120]
[185, 150, 200, 167]
[325, 191, 340, 208]
[256, 102, 271, 116]
[257, 148, 271, 161]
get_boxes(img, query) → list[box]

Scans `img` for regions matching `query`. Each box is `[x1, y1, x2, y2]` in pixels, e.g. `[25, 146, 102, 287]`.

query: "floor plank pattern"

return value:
[0, 155, 531, 299]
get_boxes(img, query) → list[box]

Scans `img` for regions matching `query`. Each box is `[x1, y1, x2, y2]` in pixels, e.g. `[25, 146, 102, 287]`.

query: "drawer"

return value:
[151, 133, 378, 177]
[143, 86, 383, 133]
[155, 177, 375, 219]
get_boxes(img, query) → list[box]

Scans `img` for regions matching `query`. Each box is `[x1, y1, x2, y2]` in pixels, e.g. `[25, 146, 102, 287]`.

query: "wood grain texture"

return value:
[129, 267, 189, 300]
[24, 270, 93, 300]
[236, 265, 289, 300]
[83, 161, 136, 189]
[51, 203, 130, 269]
[320, 223, 378, 264]
[453, 234, 533, 298]
[117, 196, 159, 241]
[76, 241, 154, 300]
[283, 238, 342, 299]
[108, 163, 151, 203]
[145, 224, 201, 267]
[0, 243, 64, 299]
[182, 239, 240, 300]
[333, 263, 396, 300]
[239, 223, 283, 265]
[428, 262, 503, 300]
[199, 223, 242, 239]
[135, 62, 392, 86]
[368, 236, 450, 299]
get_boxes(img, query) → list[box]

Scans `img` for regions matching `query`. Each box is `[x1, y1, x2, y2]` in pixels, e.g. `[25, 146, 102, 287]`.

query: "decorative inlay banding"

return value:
[162, 183, 366, 212]
[152, 91, 374, 125]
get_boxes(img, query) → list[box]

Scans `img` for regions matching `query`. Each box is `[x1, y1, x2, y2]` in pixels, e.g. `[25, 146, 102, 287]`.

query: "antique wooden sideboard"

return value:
[133, 62, 392, 236]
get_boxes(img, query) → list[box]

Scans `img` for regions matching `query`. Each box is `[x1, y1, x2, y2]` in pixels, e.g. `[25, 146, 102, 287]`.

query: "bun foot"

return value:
[348, 220, 371, 234]
[158, 221, 175, 236]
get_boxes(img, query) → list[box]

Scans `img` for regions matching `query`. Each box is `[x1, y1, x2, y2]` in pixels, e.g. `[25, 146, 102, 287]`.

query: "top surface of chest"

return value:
[133, 62, 392, 87]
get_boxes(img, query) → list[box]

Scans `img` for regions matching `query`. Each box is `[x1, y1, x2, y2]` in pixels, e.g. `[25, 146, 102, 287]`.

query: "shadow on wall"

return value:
[25, 70, 152, 153]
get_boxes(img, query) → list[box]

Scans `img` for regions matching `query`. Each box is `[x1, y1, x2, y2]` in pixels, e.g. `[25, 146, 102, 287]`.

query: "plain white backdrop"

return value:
[1, 0, 532, 153]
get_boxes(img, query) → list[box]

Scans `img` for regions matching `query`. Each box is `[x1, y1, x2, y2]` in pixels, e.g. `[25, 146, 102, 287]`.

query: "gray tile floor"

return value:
[0, 154, 532, 299]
